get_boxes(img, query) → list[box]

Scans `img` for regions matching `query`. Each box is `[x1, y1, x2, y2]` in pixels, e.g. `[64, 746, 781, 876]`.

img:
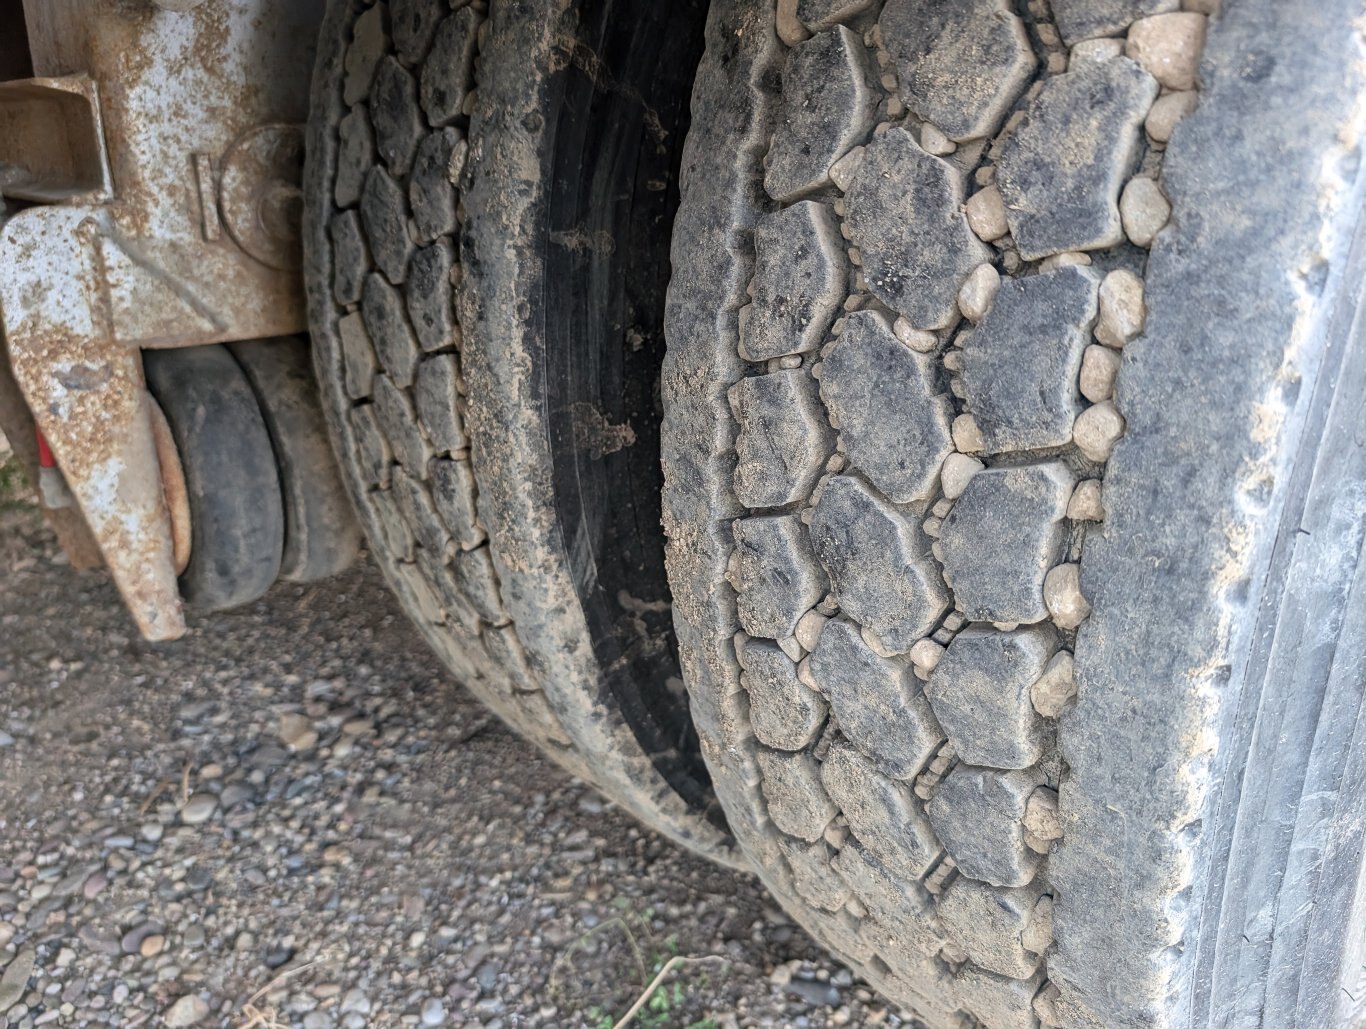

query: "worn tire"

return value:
[304, 0, 737, 864]
[662, 1, 1366, 1025]
[143, 346, 285, 611]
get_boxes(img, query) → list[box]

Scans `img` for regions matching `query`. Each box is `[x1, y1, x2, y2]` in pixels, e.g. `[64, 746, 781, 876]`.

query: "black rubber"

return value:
[304, 0, 738, 865]
[229, 338, 363, 584]
[142, 345, 285, 611]
[659, 0, 1366, 1026]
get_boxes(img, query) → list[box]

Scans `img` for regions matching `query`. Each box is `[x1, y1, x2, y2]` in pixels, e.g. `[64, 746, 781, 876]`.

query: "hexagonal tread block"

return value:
[728, 515, 828, 639]
[741, 201, 849, 361]
[370, 56, 423, 178]
[822, 739, 942, 879]
[997, 57, 1158, 260]
[846, 127, 990, 330]
[1052, 0, 1178, 46]
[362, 273, 421, 388]
[880, 0, 1034, 142]
[960, 266, 1099, 453]
[799, 0, 878, 30]
[406, 240, 459, 352]
[780, 837, 851, 912]
[757, 748, 838, 842]
[360, 166, 415, 285]
[925, 624, 1057, 769]
[330, 209, 369, 306]
[820, 310, 955, 504]
[738, 638, 829, 751]
[938, 462, 1074, 624]
[335, 105, 376, 210]
[810, 475, 950, 653]
[766, 26, 880, 202]
[413, 354, 468, 455]
[730, 370, 832, 508]
[410, 128, 462, 244]
[925, 764, 1043, 887]
[808, 620, 944, 779]
[833, 841, 944, 955]
[953, 966, 1045, 1029]
[935, 876, 1047, 979]
[420, 7, 481, 128]
[373, 375, 433, 472]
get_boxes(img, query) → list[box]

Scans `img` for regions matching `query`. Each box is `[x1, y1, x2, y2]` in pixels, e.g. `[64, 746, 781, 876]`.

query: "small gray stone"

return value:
[925, 764, 1044, 886]
[925, 624, 1056, 769]
[740, 202, 849, 361]
[409, 128, 462, 244]
[164, 994, 211, 1027]
[406, 240, 459, 352]
[728, 516, 828, 640]
[362, 273, 421, 388]
[179, 793, 218, 825]
[0, 947, 34, 1012]
[420, 997, 447, 1026]
[960, 266, 1099, 453]
[809, 476, 950, 652]
[1051, 0, 1178, 46]
[360, 167, 415, 285]
[880, 0, 1034, 142]
[421, 8, 481, 127]
[937, 462, 1074, 624]
[414, 355, 467, 456]
[997, 58, 1158, 260]
[808, 620, 943, 779]
[766, 26, 879, 202]
[369, 56, 422, 177]
[738, 638, 828, 752]
[846, 127, 990, 329]
[729, 370, 832, 508]
[819, 310, 955, 504]
[821, 739, 941, 878]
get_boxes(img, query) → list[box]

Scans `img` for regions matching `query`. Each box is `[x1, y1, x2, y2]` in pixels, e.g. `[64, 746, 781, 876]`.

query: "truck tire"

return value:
[304, 0, 738, 865]
[661, 1, 1366, 1025]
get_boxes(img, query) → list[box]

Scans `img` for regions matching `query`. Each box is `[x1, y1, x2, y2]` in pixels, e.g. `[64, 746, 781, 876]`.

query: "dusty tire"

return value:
[143, 346, 285, 611]
[662, 1, 1366, 1025]
[304, 0, 737, 864]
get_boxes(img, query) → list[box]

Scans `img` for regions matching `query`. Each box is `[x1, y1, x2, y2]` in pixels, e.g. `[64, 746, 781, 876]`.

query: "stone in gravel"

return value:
[881, 0, 1034, 142]
[1073, 399, 1125, 462]
[122, 922, 160, 954]
[421, 996, 447, 1025]
[1044, 563, 1092, 629]
[1125, 12, 1206, 91]
[278, 712, 319, 752]
[940, 452, 984, 500]
[1095, 269, 1146, 348]
[809, 476, 950, 651]
[1146, 89, 1198, 143]
[182, 925, 206, 949]
[1051, 0, 1177, 45]
[765, 26, 879, 202]
[78, 925, 122, 956]
[0, 732, 13, 747]
[819, 311, 955, 504]
[140, 934, 166, 958]
[957, 262, 1000, 323]
[340, 988, 372, 1014]
[920, 123, 955, 156]
[1031, 652, 1077, 717]
[1067, 479, 1105, 522]
[960, 266, 1099, 453]
[1070, 38, 1124, 65]
[951, 413, 985, 454]
[938, 463, 1074, 624]
[1079, 344, 1122, 403]
[164, 994, 210, 1027]
[1119, 176, 1171, 246]
[0, 947, 34, 1012]
[997, 58, 1158, 259]
[965, 185, 1009, 242]
[139, 822, 163, 844]
[741, 201, 848, 361]
[846, 127, 990, 329]
[180, 793, 218, 825]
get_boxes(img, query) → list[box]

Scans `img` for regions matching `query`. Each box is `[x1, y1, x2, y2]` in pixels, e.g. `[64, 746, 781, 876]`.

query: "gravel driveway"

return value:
[0, 505, 912, 1028]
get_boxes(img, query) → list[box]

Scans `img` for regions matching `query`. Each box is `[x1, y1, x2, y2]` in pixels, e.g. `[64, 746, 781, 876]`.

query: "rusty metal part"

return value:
[0, 0, 325, 639]
[147, 393, 191, 576]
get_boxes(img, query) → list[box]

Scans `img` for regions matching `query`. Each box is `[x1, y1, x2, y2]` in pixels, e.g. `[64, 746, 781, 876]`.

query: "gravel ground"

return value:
[0, 503, 914, 1029]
